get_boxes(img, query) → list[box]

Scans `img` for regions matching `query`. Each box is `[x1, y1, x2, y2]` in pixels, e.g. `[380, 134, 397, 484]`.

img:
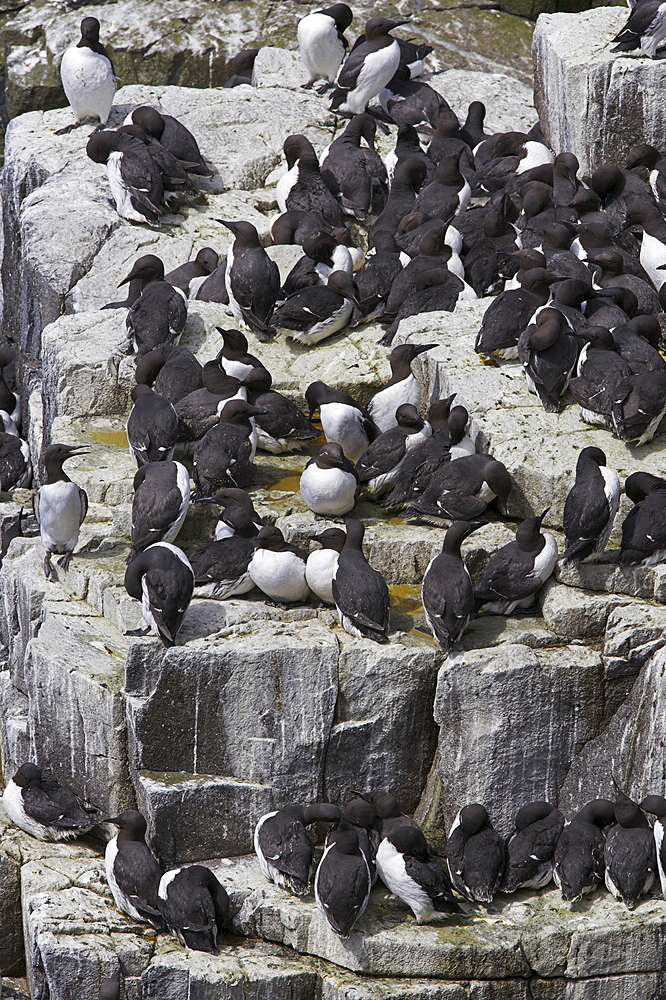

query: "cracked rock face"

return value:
[533, 6, 666, 174]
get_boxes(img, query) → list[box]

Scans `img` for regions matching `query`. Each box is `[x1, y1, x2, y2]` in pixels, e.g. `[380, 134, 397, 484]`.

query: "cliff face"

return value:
[0, 41, 665, 1000]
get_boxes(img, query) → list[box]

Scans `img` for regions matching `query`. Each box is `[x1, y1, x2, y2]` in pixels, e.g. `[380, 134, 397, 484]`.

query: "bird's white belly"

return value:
[300, 465, 356, 515]
[249, 549, 309, 602]
[306, 549, 339, 604]
[37, 481, 84, 551]
[321, 403, 369, 462]
[60, 47, 115, 122]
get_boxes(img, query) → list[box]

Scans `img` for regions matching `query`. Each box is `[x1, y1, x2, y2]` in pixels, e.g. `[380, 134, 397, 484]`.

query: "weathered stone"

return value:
[533, 7, 666, 174]
[539, 580, 635, 639]
[555, 558, 666, 603]
[435, 642, 604, 836]
[530, 973, 666, 999]
[394, 307, 666, 529]
[559, 646, 666, 814]
[427, 70, 535, 134]
[603, 603, 666, 714]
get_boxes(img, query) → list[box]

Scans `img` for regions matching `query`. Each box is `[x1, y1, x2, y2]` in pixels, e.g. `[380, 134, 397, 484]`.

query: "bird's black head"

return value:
[13, 762, 43, 787]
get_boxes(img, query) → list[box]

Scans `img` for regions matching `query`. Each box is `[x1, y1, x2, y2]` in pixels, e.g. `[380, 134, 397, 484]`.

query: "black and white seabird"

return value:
[189, 517, 256, 601]
[281, 137, 345, 228]
[221, 220, 280, 342]
[336, 796, 380, 883]
[501, 802, 565, 893]
[2, 763, 98, 841]
[0, 432, 32, 491]
[473, 510, 557, 615]
[621, 202, 666, 291]
[610, 369, 666, 445]
[249, 525, 310, 603]
[604, 796, 657, 909]
[254, 802, 341, 894]
[216, 328, 264, 382]
[134, 344, 203, 404]
[223, 48, 259, 87]
[192, 400, 265, 496]
[330, 17, 408, 115]
[124, 542, 194, 647]
[220, 220, 280, 340]
[406, 454, 511, 523]
[517, 307, 579, 413]
[475, 268, 559, 360]
[33, 443, 89, 579]
[356, 403, 431, 496]
[122, 255, 188, 356]
[446, 804, 506, 903]
[553, 799, 616, 903]
[383, 127, 433, 188]
[315, 823, 371, 937]
[57, 17, 116, 133]
[297, 4, 353, 89]
[380, 396, 458, 507]
[175, 364, 245, 443]
[86, 131, 166, 225]
[367, 343, 435, 432]
[117, 123, 197, 196]
[639, 795, 666, 898]
[129, 460, 191, 561]
[276, 135, 317, 213]
[104, 810, 164, 928]
[561, 448, 620, 564]
[280, 232, 353, 298]
[421, 520, 485, 652]
[612, 315, 665, 375]
[379, 258, 465, 346]
[196, 487, 262, 540]
[332, 519, 390, 643]
[305, 381, 374, 463]
[588, 249, 661, 316]
[376, 825, 461, 923]
[619, 472, 666, 564]
[568, 327, 632, 427]
[273, 270, 359, 345]
[301, 442, 358, 515]
[379, 68, 450, 130]
[244, 367, 318, 453]
[126, 384, 179, 468]
[158, 864, 230, 953]
[412, 153, 471, 224]
[129, 106, 212, 176]
[370, 156, 429, 240]
[351, 231, 406, 325]
[612, 0, 666, 58]
[320, 114, 387, 220]
[305, 527, 347, 604]
[165, 248, 219, 296]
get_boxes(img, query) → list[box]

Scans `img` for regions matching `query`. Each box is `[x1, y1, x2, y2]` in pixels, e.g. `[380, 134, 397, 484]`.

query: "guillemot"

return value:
[33, 443, 89, 579]
[57, 17, 116, 134]
[2, 763, 99, 841]
[124, 542, 194, 647]
[158, 864, 230, 954]
[332, 519, 390, 643]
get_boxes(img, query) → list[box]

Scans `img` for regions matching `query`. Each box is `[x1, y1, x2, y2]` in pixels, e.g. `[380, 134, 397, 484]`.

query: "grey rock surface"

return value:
[539, 580, 636, 639]
[435, 641, 604, 836]
[559, 645, 666, 814]
[533, 7, 666, 174]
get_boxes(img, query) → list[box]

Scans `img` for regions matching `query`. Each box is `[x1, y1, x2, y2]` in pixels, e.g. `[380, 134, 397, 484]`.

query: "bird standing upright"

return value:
[222, 220, 280, 341]
[57, 17, 116, 134]
[298, 3, 353, 90]
[34, 443, 89, 579]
